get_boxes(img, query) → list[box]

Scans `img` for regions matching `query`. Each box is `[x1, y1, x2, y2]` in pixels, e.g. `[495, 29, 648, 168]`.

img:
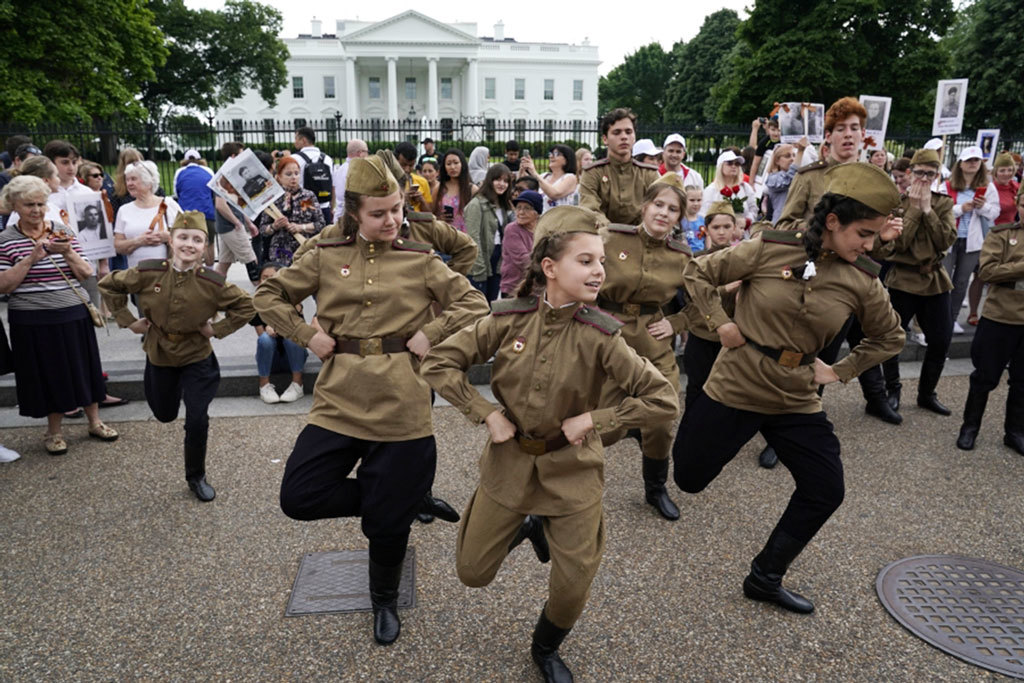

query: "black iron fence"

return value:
[4, 117, 1021, 196]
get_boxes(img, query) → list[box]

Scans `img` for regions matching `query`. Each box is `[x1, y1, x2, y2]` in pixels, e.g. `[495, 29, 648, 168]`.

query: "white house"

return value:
[217, 11, 601, 141]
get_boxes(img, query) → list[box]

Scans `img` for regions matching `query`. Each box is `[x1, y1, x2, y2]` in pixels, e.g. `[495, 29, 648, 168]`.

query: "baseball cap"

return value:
[716, 150, 742, 165]
[513, 190, 543, 214]
[923, 138, 944, 151]
[183, 148, 201, 161]
[663, 134, 687, 149]
[632, 139, 660, 157]
[957, 146, 984, 162]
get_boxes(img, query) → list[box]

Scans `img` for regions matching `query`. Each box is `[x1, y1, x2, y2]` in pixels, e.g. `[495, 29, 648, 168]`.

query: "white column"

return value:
[427, 57, 439, 120]
[465, 58, 479, 117]
[344, 57, 357, 119]
[387, 57, 398, 121]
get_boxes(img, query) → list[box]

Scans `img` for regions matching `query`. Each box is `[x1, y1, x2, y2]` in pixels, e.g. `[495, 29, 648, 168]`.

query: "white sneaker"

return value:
[279, 382, 304, 403]
[953, 321, 965, 334]
[259, 383, 280, 404]
[0, 445, 20, 462]
[913, 332, 928, 347]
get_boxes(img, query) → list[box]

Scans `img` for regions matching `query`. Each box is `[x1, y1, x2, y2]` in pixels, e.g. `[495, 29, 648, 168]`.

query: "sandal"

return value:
[64, 408, 85, 419]
[88, 422, 119, 442]
[967, 314, 979, 326]
[44, 433, 68, 456]
[99, 396, 130, 408]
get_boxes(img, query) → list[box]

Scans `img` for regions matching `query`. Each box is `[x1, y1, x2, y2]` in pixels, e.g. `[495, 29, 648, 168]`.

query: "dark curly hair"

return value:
[803, 193, 883, 262]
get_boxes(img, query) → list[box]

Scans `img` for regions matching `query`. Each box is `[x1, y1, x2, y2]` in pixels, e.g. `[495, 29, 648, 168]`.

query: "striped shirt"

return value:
[0, 224, 87, 310]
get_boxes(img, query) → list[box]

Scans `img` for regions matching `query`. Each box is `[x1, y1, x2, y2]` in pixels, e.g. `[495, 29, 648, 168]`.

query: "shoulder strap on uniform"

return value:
[196, 266, 226, 287]
[666, 235, 692, 255]
[760, 229, 804, 245]
[490, 296, 540, 315]
[584, 158, 610, 170]
[317, 235, 356, 247]
[850, 254, 882, 278]
[606, 223, 638, 234]
[137, 258, 169, 272]
[796, 160, 828, 175]
[392, 237, 433, 254]
[574, 305, 623, 335]
[407, 210, 434, 222]
[632, 159, 660, 171]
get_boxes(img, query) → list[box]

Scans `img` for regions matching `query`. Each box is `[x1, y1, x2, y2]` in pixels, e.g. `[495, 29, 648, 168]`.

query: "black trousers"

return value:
[682, 335, 721, 410]
[144, 353, 220, 452]
[279, 424, 436, 565]
[970, 318, 1024, 426]
[672, 393, 844, 545]
[880, 289, 953, 387]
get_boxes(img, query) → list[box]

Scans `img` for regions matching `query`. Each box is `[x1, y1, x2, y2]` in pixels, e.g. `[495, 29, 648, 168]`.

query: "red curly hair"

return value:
[824, 97, 867, 133]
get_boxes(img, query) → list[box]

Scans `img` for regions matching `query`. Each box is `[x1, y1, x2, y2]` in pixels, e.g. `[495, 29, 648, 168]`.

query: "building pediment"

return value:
[341, 11, 477, 45]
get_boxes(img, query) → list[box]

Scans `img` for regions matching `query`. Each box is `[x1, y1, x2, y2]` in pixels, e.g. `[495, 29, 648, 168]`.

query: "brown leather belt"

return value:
[335, 336, 410, 356]
[747, 340, 816, 369]
[917, 263, 941, 274]
[515, 431, 570, 456]
[597, 298, 662, 317]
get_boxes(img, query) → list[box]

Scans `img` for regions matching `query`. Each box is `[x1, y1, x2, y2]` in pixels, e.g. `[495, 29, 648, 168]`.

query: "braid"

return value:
[803, 192, 882, 261]
[514, 232, 575, 298]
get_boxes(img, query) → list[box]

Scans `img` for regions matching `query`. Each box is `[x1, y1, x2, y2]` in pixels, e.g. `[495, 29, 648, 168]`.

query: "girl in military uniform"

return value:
[595, 174, 691, 521]
[254, 156, 488, 647]
[99, 211, 255, 502]
[957, 187, 1024, 454]
[421, 206, 678, 683]
[672, 164, 905, 614]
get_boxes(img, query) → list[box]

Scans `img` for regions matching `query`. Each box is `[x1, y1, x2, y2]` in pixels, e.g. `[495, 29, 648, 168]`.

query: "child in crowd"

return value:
[681, 186, 705, 252]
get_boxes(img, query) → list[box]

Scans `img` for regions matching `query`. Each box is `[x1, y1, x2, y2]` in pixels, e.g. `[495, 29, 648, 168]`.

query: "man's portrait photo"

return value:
[75, 201, 106, 240]
[932, 79, 969, 136]
[234, 161, 271, 202]
[941, 85, 960, 118]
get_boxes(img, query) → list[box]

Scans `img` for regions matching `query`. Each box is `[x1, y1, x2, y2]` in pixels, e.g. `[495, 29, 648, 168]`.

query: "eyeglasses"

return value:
[87, 173, 103, 179]
[911, 169, 938, 179]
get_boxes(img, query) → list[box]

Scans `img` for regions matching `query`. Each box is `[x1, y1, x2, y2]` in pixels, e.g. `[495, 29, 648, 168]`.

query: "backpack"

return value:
[296, 151, 332, 205]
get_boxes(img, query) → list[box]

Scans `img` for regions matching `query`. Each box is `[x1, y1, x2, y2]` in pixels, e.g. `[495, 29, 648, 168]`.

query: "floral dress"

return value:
[258, 187, 326, 265]
[440, 193, 465, 232]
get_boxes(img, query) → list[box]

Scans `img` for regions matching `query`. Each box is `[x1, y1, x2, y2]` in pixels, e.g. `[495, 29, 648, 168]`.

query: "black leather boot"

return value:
[1004, 387, 1024, 456]
[887, 383, 902, 411]
[758, 445, 778, 469]
[883, 356, 902, 411]
[742, 529, 814, 613]
[509, 515, 550, 563]
[416, 490, 460, 524]
[917, 360, 951, 415]
[531, 607, 574, 683]
[642, 456, 680, 521]
[184, 441, 215, 502]
[368, 559, 403, 645]
[865, 396, 902, 424]
[956, 386, 989, 450]
[860, 366, 901, 423]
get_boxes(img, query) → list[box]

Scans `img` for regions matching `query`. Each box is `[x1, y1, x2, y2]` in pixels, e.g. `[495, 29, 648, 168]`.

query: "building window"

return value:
[405, 77, 416, 100]
[440, 118, 454, 141]
[323, 76, 335, 99]
[292, 76, 304, 99]
[485, 118, 496, 142]
[484, 78, 496, 100]
[232, 119, 244, 143]
[369, 77, 381, 100]
[293, 118, 307, 129]
[441, 77, 453, 100]
[544, 79, 554, 101]
[514, 119, 526, 139]
[573, 80, 583, 101]
[544, 119, 554, 143]
[514, 78, 525, 100]
[263, 118, 275, 145]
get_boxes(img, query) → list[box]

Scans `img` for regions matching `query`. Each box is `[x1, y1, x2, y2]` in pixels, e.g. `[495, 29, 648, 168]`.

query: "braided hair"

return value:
[515, 232, 576, 298]
[802, 192, 883, 262]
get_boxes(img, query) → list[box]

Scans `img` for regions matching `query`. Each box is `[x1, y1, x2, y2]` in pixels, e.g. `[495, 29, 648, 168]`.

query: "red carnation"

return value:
[721, 186, 733, 198]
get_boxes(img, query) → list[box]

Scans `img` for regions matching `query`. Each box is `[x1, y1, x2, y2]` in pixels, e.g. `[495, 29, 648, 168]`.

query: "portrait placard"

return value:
[778, 103, 825, 144]
[932, 79, 968, 136]
[69, 190, 115, 259]
[976, 129, 1000, 164]
[859, 95, 892, 142]
[207, 149, 284, 221]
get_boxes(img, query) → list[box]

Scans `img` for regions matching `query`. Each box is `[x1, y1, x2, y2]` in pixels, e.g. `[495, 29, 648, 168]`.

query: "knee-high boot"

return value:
[861, 364, 902, 424]
[956, 386, 989, 450]
[742, 528, 814, 614]
[882, 355, 902, 410]
[184, 439, 215, 502]
[368, 558, 404, 645]
[642, 456, 680, 520]
[1004, 386, 1024, 456]
[917, 359, 951, 415]
[531, 605, 574, 683]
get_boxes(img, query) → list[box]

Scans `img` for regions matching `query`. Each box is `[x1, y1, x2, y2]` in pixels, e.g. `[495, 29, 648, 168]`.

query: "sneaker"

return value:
[913, 332, 927, 347]
[0, 445, 20, 463]
[259, 383, 280, 404]
[279, 382, 304, 403]
[953, 321, 965, 334]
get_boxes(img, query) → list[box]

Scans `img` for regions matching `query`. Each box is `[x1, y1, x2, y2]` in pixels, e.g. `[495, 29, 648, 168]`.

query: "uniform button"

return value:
[369, 258, 375, 264]
[367, 278, 373, 284]
[545, 330, 553, 337]
[463, 407, 471, 414]
[610, 420, 616, 426]
[540, 356, 547, 363]
[365, 300, 372, 307]
[806, 287, 811, 292]
[795, 232, 803, 239]
[594, 422, 602, 430]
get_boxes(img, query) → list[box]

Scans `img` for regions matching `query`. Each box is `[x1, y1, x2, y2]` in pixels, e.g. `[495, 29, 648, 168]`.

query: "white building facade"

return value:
[218, 11, 600, 139]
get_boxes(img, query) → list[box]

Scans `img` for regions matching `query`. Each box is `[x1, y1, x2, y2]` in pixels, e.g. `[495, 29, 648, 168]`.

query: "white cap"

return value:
[663, 133, 686, 149]
[923, 138, 943, 151]
[716, 150, 742, 165]
[632, 139, 660, 157]
[957, 145, 984, 162]
[184, 148, 201, 160]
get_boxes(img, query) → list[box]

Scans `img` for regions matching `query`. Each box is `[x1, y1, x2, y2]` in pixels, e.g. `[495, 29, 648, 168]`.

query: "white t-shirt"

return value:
[114, 198, 181, 267]
[332, 160, 350, 221]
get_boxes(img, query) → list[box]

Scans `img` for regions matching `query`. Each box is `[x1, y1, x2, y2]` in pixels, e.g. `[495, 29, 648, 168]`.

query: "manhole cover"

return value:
[877, 555, 1024, 679]
[285, 548, 416, 616]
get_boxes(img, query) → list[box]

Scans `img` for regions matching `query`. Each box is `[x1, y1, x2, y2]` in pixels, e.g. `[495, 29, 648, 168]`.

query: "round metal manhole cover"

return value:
[877, 555, 1024, 679]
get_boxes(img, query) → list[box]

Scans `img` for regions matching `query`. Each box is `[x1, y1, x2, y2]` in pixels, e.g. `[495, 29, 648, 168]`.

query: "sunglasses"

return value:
[724, 160, 743, 166]
[87, 173, 103, 179]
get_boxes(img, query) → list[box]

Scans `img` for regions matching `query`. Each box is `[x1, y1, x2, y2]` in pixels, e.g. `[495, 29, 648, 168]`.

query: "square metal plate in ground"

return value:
[285, 548, 416, 616]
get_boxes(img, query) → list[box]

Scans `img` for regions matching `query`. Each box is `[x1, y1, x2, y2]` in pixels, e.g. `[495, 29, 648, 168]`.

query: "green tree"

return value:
[0, 0, 166, 124]
[598, 43, 673, 124]
[948, 0, 1024, 131]
[664, 9, 742, 123]
[713, 0, 954, 131]
[140, 0, 289, 120]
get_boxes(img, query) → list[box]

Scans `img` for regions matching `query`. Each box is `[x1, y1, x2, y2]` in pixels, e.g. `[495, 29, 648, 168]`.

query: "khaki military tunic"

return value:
[679, 243, 737, 342]
[774, 158, 840, 231]
[99, 261, 255, 367]
[874, 193, 956, 295]
[684, 230, 905, 414]
[292, 211, 478, 275]
[420, 297, 678, 515]
[254, 235, 489, 441]
[979, 222, 1024, 325]
[578, 157, 659, 225]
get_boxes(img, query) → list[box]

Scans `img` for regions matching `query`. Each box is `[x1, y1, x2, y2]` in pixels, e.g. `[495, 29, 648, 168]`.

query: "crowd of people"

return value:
[1, 99, 1023, 682]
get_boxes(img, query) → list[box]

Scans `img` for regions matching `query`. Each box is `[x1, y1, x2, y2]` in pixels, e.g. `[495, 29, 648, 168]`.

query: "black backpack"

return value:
[296, 150, 332, 204]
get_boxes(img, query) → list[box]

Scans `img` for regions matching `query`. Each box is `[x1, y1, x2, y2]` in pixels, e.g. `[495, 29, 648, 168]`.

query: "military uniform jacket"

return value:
[679, 242, 737, 342]
[292, 211, 478, 275]
[420, 297, 678, 515]
[875, 193, 956, 296]
[684, 230, 905, 414]
[978, 222, 1024, 325]
[598, 224, 692, 365]
[774, 157, 841, 231]
[254, 234, 489, 441]
[578, 157, 659, 225]
[99, 261, 255, 367]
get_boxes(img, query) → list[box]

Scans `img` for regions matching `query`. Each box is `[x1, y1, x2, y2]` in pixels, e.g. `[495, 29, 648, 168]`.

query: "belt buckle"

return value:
[517, 436, 547, 456]
[1015, 280, 1024, 291]
[166, 332, 184, 342]
[778, 349, 803, 369]
[623, 303, 641, 316]
[359, 338, 383, 356]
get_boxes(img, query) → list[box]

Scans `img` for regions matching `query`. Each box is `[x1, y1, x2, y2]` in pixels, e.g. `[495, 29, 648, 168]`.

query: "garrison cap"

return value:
[824, 163, 900, 215]
[170, 210, 209, 236]
[994, 151, 1015, 170]
[375, 148, 408, 187]
[533, 205, 608, 243]
[910, 149, 941, 167]
[651, 172, 685, 192]
[347, 155, 400, 197]
[704, 200, 736, 220]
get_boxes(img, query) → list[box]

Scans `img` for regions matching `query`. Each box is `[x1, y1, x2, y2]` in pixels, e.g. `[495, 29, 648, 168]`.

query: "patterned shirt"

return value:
[0, 224, 86, 310]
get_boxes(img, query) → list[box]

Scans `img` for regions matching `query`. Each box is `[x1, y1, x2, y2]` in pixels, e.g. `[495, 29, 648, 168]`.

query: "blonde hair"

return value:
[114, 148, 144, 196]
[0, 175, 52, 213]
[14, 156, 57, 181]
[767, 144, 795, 174]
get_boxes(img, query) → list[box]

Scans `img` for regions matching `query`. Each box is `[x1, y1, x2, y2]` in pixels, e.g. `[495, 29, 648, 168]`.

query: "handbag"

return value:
[47, 254, 107, 330]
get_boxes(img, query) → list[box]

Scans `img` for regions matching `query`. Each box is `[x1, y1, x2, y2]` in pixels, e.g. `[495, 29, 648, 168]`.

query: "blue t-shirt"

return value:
[174, 164, 215, 220]
[682, 216, 705, 252]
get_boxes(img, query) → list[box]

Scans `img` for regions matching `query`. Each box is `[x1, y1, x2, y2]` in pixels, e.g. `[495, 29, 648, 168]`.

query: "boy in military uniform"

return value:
[99, 211, 255, 501]
[578, 108, 660, 225]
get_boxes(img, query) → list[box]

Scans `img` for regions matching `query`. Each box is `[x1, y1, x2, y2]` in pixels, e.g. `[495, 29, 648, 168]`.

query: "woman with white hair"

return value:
[114, 160, 181, 268]
[702, 150, 757, 228]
